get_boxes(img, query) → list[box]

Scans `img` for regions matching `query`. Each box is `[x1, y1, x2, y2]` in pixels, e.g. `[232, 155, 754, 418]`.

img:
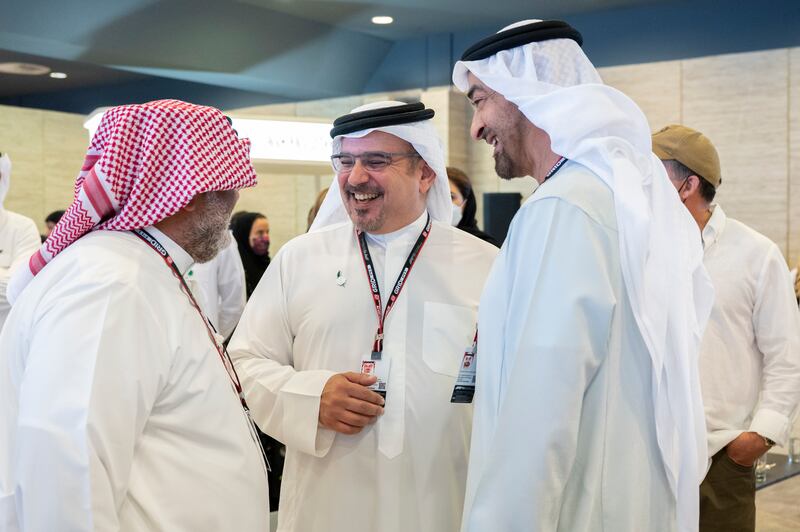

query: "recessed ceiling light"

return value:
[371, 16, 393, 25]
[49, 72, 68, 79]
[0, 62, 51, 76]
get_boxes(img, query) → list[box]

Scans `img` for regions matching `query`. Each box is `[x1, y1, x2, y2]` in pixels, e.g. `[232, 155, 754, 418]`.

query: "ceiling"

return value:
[0, 49, 147, 97]
[0, 0, 795, 115]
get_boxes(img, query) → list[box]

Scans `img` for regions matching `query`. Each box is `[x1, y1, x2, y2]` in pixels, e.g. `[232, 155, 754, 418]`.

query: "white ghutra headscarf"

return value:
[309, 101, 451, 231]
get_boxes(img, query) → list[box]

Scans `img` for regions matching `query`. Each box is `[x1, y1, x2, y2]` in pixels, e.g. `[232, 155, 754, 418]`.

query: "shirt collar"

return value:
[144, 226, 195, 275]
[365, 210, 428, 249]
[702, 204, 726, 250]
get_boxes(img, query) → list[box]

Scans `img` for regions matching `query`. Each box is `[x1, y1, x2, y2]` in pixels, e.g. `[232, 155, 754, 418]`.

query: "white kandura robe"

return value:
[186, 232, 246, 339]
[0, 228, 269, 532]
[462, 162, 676, 532]
[228, 212, 498, 532]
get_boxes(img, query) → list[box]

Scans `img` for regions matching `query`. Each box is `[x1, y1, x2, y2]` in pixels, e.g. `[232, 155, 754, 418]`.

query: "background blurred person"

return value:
[654, 124, 800, 532]
[43, 210, 65, 241]
[0, 153, 41, 330]
[447, 167, 500, 247]
[307, 187, 329, 231]
[230, 209, 282, 509]
[231, 211, 270, 299]
[186, 230, 246, 340]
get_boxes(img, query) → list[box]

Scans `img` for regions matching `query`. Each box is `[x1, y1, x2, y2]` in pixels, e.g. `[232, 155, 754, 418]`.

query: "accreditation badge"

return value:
[361, 351, 390, 399]
[450, 344, 477, 403]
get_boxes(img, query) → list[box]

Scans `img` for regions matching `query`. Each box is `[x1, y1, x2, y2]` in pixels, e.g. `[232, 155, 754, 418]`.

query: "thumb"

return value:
[344, 371, 378, 386]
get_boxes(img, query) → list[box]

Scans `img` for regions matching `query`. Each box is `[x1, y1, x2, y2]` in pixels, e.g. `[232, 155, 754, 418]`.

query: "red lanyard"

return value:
[356, 213, 432, 356]
[131, 229, 248, 408]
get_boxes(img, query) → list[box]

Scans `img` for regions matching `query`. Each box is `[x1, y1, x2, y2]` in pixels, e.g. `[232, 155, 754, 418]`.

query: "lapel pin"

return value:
[336, 270, 346, 286]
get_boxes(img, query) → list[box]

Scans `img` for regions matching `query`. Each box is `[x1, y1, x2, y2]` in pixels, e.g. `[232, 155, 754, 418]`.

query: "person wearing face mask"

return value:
[447, 167, 500, 247]
[230, 211, 271, 299]
[653, 124, 800, 532]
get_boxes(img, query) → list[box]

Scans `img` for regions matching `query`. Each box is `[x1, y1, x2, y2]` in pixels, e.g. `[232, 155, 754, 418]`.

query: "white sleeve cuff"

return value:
[280, 369, 337, 458]
[749, 408, 791, 446]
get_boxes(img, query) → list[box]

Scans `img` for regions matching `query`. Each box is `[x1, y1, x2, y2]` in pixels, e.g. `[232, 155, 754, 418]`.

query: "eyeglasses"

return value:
[331, 151, 420, 173]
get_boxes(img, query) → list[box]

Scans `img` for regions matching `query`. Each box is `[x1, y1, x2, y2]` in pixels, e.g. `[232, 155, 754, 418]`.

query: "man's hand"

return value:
[319, 372, 385, 435]
[726, 432, 771, 467]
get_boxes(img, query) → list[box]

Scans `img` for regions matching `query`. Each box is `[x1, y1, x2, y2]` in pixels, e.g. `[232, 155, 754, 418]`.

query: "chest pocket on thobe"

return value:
[422, 302, 475, 377]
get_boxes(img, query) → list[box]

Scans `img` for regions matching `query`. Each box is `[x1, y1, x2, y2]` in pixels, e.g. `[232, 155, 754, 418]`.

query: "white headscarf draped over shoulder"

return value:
[454, 19, 714, 532]
[309, 101, 451, 231]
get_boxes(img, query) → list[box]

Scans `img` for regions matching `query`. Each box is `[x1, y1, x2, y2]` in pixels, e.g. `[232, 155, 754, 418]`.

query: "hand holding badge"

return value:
[361, 349, 390, 399]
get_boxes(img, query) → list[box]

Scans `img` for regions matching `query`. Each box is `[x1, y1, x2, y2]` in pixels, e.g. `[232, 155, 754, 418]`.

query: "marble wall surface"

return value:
[0, 106, 86, 235]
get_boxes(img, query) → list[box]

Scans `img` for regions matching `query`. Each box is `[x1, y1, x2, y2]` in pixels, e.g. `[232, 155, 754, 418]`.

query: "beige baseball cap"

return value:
[652, 124, 721, 188]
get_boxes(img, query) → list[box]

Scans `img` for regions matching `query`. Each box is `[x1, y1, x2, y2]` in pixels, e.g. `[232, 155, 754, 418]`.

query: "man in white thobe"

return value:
[186, 232, 246, 339]
[453, 20, 713, 532]
[0, 154, 42, 330]
[228, 101, 498, 532]
[653, 124, 800, 532]
[0, 100, 269, 532]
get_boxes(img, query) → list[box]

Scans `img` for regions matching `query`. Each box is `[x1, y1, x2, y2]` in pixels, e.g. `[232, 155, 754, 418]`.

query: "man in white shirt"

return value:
[654, 124, 800, 532]
[0, 100, 269, 531]
[453, 20, 713, 532]
[228, 100, 498, 532]
[0, 153, 42, 330]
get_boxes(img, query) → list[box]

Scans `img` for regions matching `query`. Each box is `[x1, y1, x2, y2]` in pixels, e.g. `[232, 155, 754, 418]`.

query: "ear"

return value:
[182, 193, 203, 213]
[685, 175, 702, 199]
[418, 162, 437, 194]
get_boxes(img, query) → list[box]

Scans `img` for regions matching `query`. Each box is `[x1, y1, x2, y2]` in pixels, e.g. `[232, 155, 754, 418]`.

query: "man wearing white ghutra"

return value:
[453, 19, 714, 532]
[229, 101, 497, 532]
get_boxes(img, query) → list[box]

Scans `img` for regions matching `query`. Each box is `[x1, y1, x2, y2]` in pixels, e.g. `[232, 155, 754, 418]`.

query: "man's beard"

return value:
[185, 194, 233, 263]
[493, 139, 527, 180]
[489, 110, 528, 180]
[495, 151, 518, 180]
[351, 206, 386, 233]
[343, 182, 386, 233]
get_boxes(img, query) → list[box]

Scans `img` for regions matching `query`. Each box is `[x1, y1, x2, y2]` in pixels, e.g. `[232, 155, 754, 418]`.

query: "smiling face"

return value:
[337, 131, 436, 234]
[465, 72, 555, 181]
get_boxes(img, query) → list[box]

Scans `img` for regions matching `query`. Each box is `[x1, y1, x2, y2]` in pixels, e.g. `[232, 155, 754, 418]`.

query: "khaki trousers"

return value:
[699, 448, 756, 532]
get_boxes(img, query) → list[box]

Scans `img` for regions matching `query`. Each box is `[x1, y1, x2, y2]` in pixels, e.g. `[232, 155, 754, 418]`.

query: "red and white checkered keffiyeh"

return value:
[8, 99, 258, 304]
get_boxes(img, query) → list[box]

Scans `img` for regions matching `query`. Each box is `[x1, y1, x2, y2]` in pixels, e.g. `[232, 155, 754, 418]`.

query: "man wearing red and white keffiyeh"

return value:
[0, 100, 270, 532]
